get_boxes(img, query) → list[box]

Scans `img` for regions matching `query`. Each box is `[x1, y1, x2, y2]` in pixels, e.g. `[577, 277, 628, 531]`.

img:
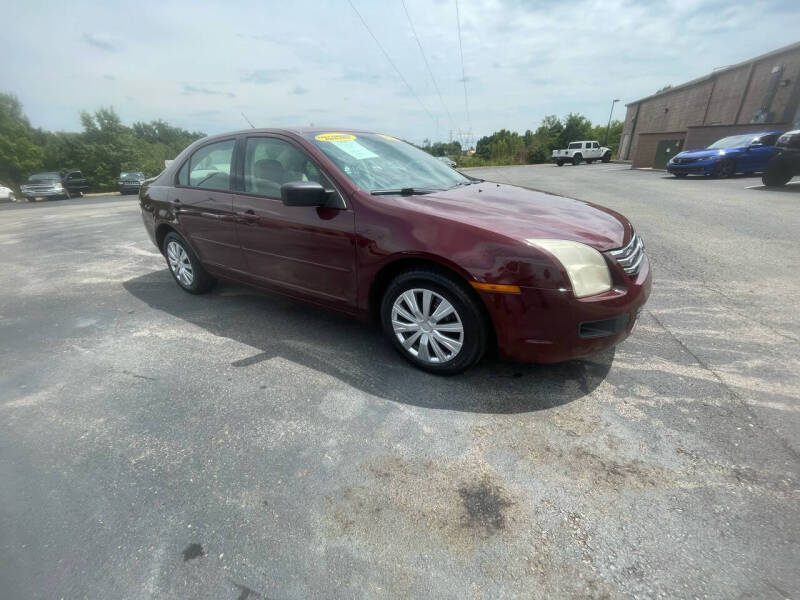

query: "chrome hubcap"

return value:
[166, 241, 194, 286]
[391, 288, 464, 364]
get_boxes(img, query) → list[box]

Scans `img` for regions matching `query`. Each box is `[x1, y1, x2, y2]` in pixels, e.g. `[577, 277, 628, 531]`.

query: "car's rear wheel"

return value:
[556, 160, 564, 166]
[163, 232, 216, 294]
[572, 153, 582, 166]
[380, 269, 488, 374]
[716, 158, 735, 178]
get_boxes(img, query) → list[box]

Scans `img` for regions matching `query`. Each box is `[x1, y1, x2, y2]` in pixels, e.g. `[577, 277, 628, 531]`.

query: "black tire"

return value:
[556, 160, 564, 167]
[602, 152, 611, 163]
[380, 269, 489, 374]
[674, 172, 688, 178]
[162, 231, 216, 294]
[572, 153, 582, 166]
[716, 158, 735, 178]
[762, 163, 793, 187]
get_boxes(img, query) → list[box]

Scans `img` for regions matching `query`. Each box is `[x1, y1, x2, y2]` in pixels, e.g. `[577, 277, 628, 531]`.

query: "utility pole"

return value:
[604, 99, 620, 146]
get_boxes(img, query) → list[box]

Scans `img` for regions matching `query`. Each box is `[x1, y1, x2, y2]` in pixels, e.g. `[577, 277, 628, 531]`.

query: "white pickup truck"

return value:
[552, 140, 612, 166]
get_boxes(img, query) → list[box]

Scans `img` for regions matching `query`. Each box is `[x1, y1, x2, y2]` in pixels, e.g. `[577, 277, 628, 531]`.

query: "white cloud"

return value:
[1, 0, 798, 144]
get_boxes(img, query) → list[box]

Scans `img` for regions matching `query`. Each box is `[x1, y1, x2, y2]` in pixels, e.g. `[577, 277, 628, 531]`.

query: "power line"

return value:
[400, 0, 456, 134]
[455, 0, 472, 146]
[347, 0, 437, 127]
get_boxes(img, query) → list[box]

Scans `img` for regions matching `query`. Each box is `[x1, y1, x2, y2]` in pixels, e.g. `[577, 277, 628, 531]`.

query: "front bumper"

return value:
[478, 255, 652, 363]
[21, 188, 66, 198]
[119, 184, 142, 193]
[667, 161, 716, 176]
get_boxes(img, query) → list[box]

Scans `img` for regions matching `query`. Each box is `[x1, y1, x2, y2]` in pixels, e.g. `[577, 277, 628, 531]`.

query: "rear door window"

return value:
[188, 139, 235, 190]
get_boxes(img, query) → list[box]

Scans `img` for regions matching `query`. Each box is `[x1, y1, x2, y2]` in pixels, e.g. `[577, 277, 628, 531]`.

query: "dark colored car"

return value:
[118, 171, 146, 195]
[762, 130, 800, 187]
[20, 170, 88, 200]
[139, 128, 651, 373]
[667, 131, 783, 178]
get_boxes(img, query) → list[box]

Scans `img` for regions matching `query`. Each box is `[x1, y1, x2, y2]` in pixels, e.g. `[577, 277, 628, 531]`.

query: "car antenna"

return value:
[241, 112, 255, 129]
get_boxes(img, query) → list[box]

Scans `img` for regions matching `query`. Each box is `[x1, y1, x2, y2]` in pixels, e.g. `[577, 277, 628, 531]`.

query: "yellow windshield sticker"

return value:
[377, 134, 400, 141]
[315, 133, 356, 142]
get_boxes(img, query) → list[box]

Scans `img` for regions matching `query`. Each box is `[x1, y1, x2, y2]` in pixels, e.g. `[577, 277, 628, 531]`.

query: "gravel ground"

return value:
[1, 167, 798, 599]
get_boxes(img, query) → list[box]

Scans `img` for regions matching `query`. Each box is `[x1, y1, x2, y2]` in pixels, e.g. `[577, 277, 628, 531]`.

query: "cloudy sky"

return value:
[3, 0, 798, 144]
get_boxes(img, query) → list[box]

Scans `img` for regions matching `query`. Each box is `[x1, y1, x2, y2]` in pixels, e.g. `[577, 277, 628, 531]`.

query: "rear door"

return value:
[173, 138, 245, 272]
[231, 134, 356, 308]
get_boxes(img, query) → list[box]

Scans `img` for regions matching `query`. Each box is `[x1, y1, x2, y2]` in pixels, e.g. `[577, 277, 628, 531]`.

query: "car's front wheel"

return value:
[380, 269, 488, 374]
[163, 232, 216, 294]
[716, 158, 735, 178]
[674, 172, 687, 178]
[762, 162, 793, 187]
[556, 160, 564, 166]
[602, 152, 611, 163]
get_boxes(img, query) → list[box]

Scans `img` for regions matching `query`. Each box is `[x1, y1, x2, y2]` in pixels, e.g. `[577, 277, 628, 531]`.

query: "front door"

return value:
[743, 133, 780, 172]
[231, 135, 357, 309]
[174, 138, 245, 271]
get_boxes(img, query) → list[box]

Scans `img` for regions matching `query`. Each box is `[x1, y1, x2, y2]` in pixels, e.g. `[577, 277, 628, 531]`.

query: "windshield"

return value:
[304, 132, 469, 193]
[120, 172, 144, 179]
[707, 134, 756, 149]
[28, 172, 61, 182]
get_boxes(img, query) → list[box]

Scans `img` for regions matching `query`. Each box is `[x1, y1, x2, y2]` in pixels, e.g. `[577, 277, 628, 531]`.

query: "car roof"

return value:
[201, 127, 384, 141]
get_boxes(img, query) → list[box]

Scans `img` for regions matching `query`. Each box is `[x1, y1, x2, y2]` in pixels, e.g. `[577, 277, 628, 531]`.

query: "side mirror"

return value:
[280, 181, 328, 207]
[749, 142, 763, 149]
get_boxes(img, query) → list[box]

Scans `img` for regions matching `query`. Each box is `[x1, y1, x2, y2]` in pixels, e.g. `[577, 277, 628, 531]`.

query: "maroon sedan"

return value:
[139, 128, 651, 374]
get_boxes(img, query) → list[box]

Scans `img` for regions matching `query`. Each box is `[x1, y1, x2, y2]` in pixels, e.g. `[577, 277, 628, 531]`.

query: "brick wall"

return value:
[684, 122, 791, 150]
[630, 132, 685, 169]
[621, 42, 800, 166]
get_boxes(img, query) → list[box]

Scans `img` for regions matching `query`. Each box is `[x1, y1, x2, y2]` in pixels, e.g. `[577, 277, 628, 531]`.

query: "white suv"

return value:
[552, 141, 612, 166]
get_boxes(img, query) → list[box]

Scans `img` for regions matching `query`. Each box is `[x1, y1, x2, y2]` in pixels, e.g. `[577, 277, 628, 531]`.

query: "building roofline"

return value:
[626, 40, 800, 107]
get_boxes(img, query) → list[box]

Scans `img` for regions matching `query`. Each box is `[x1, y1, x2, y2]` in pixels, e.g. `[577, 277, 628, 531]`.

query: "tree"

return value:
[558, 113, 593, 149]
[0, 93, 44, 185]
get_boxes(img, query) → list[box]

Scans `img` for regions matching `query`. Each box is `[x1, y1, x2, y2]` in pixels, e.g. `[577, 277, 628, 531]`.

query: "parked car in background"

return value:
[118, 171, 146, 194]
[552, 141, 612, 166]
[762, 130, 800, 187]
[20, 170, 88, 200]
[436, 156, 457, 168]
[667, 131, 783, 178]
[0, 183, 16, 202]
[139, 128, 650, 374]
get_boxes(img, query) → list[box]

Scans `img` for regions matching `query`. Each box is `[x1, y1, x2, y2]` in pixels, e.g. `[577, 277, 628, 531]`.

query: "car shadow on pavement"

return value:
[123, 270, 614, 414]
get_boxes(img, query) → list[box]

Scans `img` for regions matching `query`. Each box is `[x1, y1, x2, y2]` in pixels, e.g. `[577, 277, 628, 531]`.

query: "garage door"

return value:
[653, 139, 684, 169]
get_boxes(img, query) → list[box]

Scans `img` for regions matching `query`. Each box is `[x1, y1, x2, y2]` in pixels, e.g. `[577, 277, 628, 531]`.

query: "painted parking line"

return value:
[745, 181, 800, 189]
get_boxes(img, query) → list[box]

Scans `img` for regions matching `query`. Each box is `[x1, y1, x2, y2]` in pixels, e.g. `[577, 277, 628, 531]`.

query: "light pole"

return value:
[604, 98, 620, 147]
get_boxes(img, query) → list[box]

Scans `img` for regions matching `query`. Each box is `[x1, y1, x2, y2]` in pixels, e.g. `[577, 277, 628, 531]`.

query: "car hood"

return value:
[674, 148, 737, 159]
[393, 183, 628, 251]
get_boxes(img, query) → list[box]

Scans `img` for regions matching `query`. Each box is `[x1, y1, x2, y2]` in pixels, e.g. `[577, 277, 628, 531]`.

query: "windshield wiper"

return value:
[450, 178, 483, 188]
[371, 187, 442, 196]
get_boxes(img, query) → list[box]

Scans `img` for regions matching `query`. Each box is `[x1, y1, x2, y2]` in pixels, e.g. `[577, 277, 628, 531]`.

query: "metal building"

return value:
[619, 41, 800, 169]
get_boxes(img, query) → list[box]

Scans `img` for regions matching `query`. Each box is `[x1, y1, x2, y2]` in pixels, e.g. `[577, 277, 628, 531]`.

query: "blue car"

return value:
[667, 131, 783, 178]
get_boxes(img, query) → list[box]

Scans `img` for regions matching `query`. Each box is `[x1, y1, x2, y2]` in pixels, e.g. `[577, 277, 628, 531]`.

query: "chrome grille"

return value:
[608, 232, 645, 276]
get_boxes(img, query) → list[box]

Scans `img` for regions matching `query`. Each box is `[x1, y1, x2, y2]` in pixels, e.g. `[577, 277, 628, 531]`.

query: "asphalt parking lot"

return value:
[1, 166, 799, 599]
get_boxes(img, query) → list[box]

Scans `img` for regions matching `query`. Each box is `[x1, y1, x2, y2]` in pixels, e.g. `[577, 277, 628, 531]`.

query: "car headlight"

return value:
[526, 239, 612, 298]
[53, 183, 63, 190]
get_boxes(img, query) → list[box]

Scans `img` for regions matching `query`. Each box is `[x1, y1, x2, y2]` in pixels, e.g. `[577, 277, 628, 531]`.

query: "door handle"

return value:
[237, 209, 258, 224]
